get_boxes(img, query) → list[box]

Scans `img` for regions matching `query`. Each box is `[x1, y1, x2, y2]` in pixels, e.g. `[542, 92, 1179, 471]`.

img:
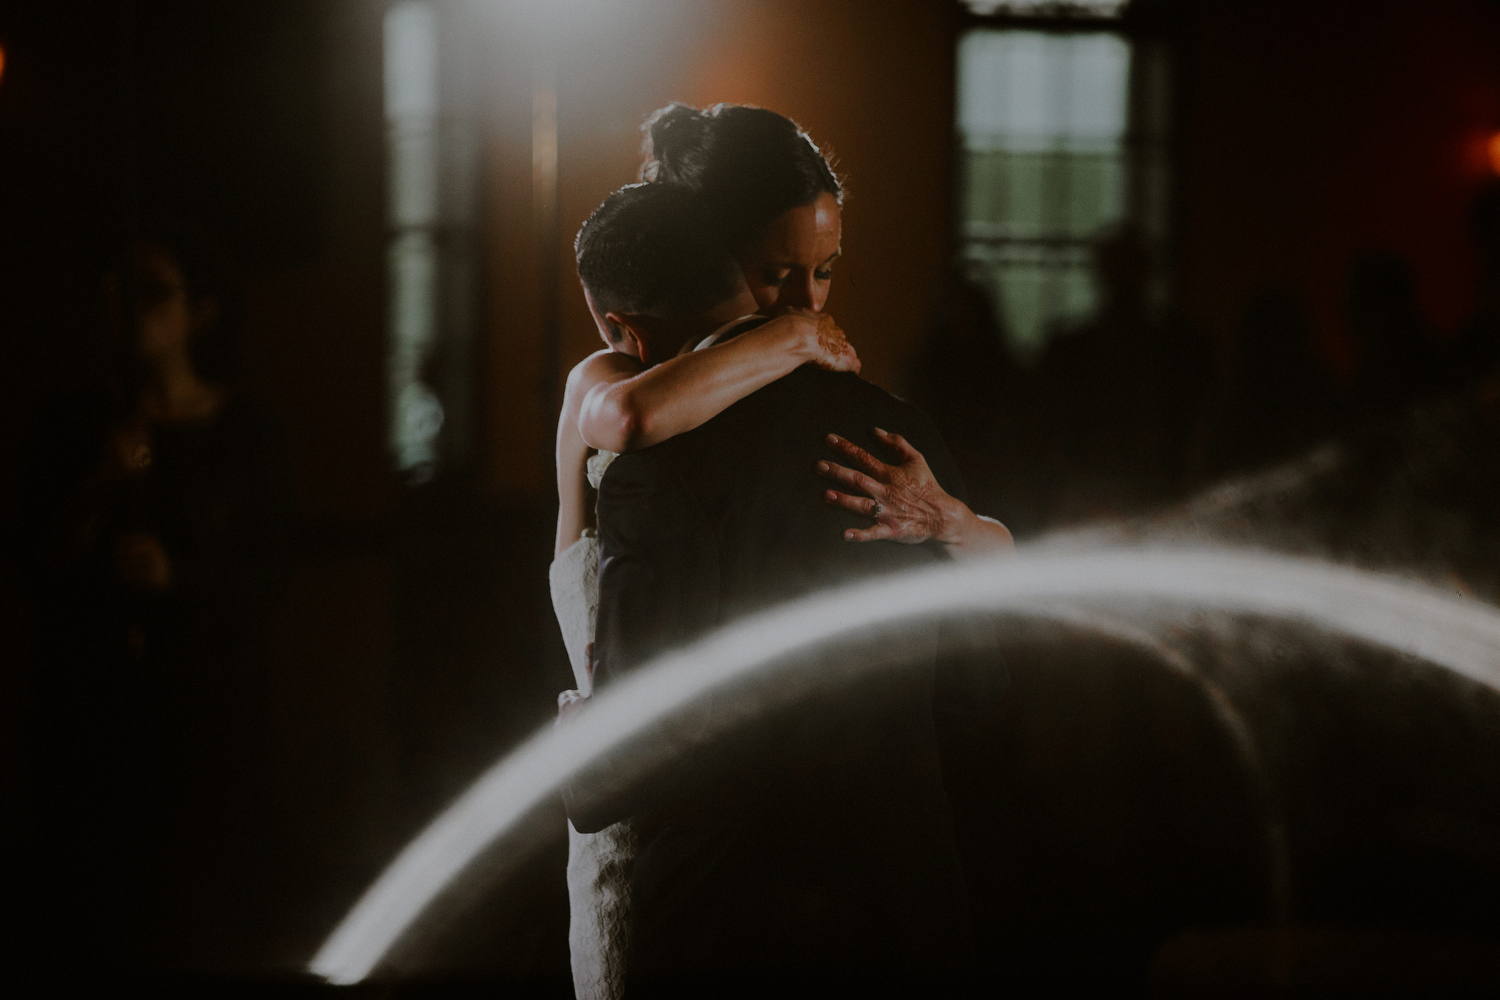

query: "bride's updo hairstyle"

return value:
[641, 103, 842, 256]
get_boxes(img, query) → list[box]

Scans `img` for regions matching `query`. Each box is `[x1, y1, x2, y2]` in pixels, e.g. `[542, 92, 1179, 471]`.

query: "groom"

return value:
[566, 182, 973, 990]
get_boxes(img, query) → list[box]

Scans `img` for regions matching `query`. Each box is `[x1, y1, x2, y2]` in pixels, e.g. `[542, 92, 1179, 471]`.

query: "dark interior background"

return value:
[3, 0, 1500, 992]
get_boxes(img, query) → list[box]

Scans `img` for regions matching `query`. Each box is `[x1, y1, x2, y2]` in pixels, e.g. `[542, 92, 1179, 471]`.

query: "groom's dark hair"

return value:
[575, 182, 742, 340]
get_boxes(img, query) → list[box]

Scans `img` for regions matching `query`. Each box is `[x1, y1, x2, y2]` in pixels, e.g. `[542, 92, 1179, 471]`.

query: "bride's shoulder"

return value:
[568, 348, 627, 381]
[567, 349, 638, 393]
[563, 349, 640, 416]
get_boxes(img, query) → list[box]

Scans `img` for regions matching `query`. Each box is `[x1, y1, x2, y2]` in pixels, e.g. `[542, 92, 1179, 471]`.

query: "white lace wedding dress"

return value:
[549, 450, 632, 1000]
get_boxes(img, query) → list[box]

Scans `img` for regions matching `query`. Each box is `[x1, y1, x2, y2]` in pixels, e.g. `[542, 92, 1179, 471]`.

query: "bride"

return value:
[550, 103, 1011, 1000]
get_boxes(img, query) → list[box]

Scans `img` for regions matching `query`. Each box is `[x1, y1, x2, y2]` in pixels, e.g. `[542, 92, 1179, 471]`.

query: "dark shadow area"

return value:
[0, 0, 573, 987]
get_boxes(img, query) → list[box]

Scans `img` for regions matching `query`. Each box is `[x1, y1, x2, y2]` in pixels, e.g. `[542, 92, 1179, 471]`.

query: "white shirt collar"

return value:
[693, 314, 764, 352]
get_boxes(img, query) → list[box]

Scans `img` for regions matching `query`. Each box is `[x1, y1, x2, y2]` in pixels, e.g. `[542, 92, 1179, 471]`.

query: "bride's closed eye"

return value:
[760, 266, 834, 286]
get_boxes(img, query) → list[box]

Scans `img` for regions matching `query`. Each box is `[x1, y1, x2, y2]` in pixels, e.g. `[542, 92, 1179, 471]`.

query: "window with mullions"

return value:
[957, 1, 1170, 360]
[384, 1, 479, 481]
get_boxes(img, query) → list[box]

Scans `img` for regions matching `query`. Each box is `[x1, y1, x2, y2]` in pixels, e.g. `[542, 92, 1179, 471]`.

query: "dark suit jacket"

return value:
[570, 363, 973, 982]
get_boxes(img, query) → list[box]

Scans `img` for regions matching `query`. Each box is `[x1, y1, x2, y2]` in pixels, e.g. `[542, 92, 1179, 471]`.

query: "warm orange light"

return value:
[0, 44, 7, 87]
[1490, 131, 1500, 176]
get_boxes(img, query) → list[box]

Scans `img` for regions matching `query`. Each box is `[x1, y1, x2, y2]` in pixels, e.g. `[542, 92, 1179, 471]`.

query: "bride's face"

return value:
[738, 192, 841, 313]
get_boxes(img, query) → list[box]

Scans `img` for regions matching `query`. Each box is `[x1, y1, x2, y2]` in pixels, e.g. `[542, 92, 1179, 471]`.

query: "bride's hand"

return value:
[811, 314, 860, 374]
[781, 308, 859, 374]
[816, 429, 956, 543]
[816, 428, 1014, 557]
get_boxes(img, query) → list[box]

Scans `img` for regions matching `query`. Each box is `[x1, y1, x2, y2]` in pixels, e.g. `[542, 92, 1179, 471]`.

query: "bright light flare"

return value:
[310, 546, 1500, 985]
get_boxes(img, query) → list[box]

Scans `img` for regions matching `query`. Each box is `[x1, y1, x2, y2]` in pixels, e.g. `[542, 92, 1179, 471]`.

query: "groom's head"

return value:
[576, 182, 757, 365]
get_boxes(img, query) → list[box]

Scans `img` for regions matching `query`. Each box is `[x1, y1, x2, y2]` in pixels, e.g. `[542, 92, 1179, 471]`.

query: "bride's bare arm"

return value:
[557, 314, 853, 554]
[816, 428, 1014, 560]
[577, 311, 857, 454]
[555, 350, 643, 555]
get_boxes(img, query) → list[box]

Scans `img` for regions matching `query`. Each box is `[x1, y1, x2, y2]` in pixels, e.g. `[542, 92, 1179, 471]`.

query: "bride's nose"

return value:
[782, 270, 826, 312]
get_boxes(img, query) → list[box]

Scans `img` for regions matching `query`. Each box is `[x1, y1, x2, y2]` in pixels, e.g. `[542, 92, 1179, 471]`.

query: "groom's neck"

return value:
[674, 289, 762, 354]
[636, 288, 760, 361]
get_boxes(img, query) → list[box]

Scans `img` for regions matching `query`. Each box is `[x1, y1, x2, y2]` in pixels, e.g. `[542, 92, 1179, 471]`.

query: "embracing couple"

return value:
[549, 103, 1012, 997]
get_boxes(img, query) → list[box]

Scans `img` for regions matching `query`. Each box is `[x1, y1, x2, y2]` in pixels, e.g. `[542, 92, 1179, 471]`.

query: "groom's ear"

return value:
[605, 311, 655, 365]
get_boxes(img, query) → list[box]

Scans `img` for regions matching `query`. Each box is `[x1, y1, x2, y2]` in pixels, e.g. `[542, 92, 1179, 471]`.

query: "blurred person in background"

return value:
[902, 270, 1041, 536]
[19, 217, 292, 978]
[1443, 180, 1500, 392]
[1344, 248, 1443, 423]
[900, 226, 1215, 537]
[1205, 287, 1342, 479]
[1032, 225, 1214, 525]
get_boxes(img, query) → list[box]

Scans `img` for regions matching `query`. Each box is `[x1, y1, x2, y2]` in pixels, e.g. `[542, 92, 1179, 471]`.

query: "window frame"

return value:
[954, 1, 1178, 360]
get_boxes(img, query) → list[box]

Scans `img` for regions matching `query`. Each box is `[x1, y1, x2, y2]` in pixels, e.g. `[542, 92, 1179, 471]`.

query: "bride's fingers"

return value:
[822, 491, 870, 521]
[813, 315, 850, 360]
[825, 345, 860, 373]
[824, 434, 890, 477]
[816, 460, 881, 496]
[823, 490, 891, 523]
[821, 489, 862, 514]
[872, 427, 922, 464]
[822, 488, 885, 519]
[843, 522, 900, 543]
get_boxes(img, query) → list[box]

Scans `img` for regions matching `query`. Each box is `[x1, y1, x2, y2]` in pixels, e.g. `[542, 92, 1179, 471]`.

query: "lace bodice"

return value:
[586, 449, 618, 491]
